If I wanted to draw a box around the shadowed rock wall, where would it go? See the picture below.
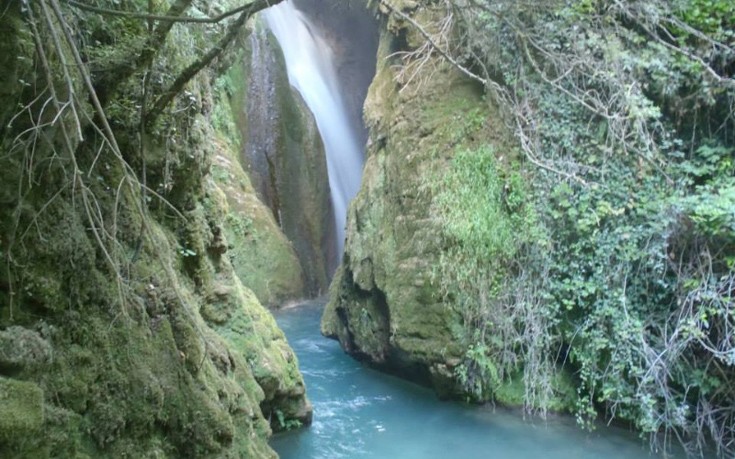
[235,22,337,296]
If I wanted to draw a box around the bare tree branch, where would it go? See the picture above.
[146,0,281,123]
[98,0,195,105]
[66,0,258,24]
[378,0,491,88]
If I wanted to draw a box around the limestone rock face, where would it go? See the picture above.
[234,2,379,296]
[0,2,311,455]
[322,7,578,408]
[211,136,306,308]
[322,27,484,397]
[235,22,336,296]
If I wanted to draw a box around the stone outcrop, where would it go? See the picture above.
[234,22,336,296]
[233,2,379,297]
[322,23,483,397]
[211,128,307,308]
[322,8,577,408]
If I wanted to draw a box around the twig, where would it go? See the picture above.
[378,0,491,88]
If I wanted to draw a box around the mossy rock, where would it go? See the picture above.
[0,377,44,437]
[229,22,336,296]
[324,21,513,400]
[203,275,312,432]
[208,155,305,307]
[0,327,52,373]
[0,1,310,454]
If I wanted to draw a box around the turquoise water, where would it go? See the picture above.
[271,300,674,459]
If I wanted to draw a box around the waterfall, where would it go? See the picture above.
[265,1,364,257]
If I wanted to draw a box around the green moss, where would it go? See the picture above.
[494,370,576,413]
[325,26,493,395]
[0,377,43,437]
[226,23,335,296]
[202,275,311,432]
[0,327,51,372]
[208,137,305,307]
[0,2,310,455]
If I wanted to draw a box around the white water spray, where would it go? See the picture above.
[265,1,364,257]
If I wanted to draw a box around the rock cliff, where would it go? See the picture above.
[0,1,310,456]
[322,24,484,397]
[322,4,577,408]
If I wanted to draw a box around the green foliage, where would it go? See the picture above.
[412,0,735,453]
[675,0,735,39]
[211,73,241,149]
[433,145,569,410]
[437,146,519,265]
[0,377,44,437]
[0,0,310,456]
[275,409,303,431]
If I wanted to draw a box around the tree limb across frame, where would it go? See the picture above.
[146,7,253,123]
[81,0,283,106]
[65,0,270,24]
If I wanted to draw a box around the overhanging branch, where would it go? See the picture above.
[66,0,260,24]
[378,0,489,88]
[146,0,282,123]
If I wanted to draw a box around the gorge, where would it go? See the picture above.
[272,299,684,458]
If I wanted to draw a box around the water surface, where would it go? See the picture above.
[271,300,676,459]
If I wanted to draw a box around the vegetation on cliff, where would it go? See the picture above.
[327,0,734,455]
[211,54,310,307]
[0,0,311,456]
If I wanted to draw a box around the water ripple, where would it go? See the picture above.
[272,301,681,459]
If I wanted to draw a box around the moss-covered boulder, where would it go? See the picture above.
[0,377,44,438]
[202,153,312,429]
[203,276,313,430]
[0,327,52,374]
[210,137,306,308]
[322,26,478,396]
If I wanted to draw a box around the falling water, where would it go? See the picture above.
[265,2,365,256]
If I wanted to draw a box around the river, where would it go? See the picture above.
[271,299,679,459]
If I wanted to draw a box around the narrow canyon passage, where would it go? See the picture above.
[2,0,731,456]
[258,2,688,458]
